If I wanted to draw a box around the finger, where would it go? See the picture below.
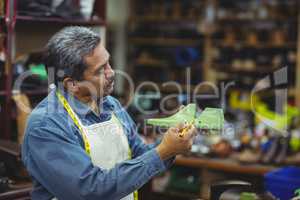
[167,127,177,134]
[185,125,194,138]
[176,123,185,131]
[168,123,184,133]
[185,125,197,139]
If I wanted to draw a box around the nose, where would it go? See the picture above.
[105,63,115,81]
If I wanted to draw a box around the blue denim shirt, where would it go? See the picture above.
[22,88,173,200]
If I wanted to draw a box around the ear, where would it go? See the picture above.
[63,78,80,93]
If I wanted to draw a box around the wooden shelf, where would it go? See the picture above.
[175,156,277,176]
[1,0,107,140]
[129,37,202,46]
[0,139,21,157]
[0,90,6,96]
[213,64,275,76]
[288,88,297,97]
[153,190,199,199]
[21,89,49,96]
[12,88,49,96]
[0,186,32,199]
[226,87,296,98]
[214,40,296,49]
[217,16,297,23]
[16,15,106,26]
[130,16,200,25]
[136,83,214,94]
[134,62,168,68]
[0,89,49,97]
[134,59,169,68]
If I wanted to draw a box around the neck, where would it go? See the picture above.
[74,92,94,105]
[67,89,100,114]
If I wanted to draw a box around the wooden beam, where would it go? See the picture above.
[175,156,276,176]
[296,13,300,107]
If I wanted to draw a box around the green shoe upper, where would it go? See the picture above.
[146,104,197,127]
[146,104,224,130]
[196,107,224,130]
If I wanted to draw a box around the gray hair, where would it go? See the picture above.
[45,26,101,84]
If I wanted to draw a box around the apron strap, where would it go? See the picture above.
[56,91,91,155]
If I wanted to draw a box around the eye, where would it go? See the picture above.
[99,67,105,74]
[94,66,105,76]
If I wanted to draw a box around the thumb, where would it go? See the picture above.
[185,125,197,139]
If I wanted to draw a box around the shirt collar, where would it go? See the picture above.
[56,88,115,118]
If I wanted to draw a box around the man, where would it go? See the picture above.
[22,26,196,200]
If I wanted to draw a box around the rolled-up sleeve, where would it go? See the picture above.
[23,124,166,200]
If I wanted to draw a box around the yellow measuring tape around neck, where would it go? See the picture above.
[56,91,91,155]
[56,91,138,200]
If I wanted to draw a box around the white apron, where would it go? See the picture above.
[53,99,134,200]
[78,113,134,200]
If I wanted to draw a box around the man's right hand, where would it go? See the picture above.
[156,123,197,160]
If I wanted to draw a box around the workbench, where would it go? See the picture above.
[174,156,277,199]
[175,156,277,175]
[141,155,278,200]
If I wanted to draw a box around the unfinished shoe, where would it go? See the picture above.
[146,104,196,127]
[147,105,225,131]
[196,108,224,130]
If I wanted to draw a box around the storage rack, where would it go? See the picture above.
[0,0,107,140]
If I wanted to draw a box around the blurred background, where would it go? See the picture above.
[0,0,300,199]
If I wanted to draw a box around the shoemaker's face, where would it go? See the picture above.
[81,43,115,99]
